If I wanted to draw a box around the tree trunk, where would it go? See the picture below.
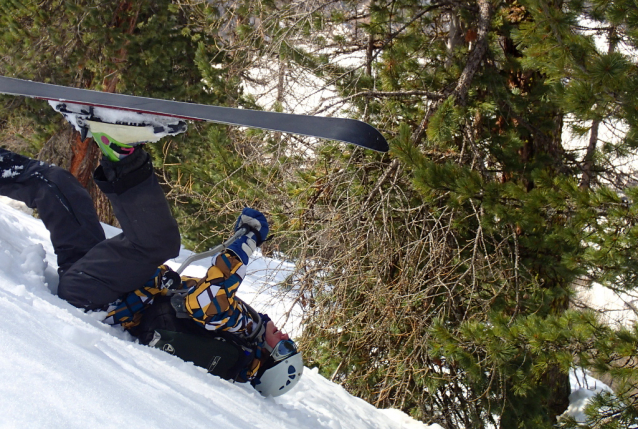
[543,365,571,422]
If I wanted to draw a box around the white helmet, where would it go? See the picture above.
[254,353,304,397]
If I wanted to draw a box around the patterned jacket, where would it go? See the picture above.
[182,250,260,337]
[103,210,270,381]
[102,249,267,381]
[103,249,259,338]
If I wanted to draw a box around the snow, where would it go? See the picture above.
[0,151,26,179]
[560,369,614,424]
[47,100,185,141]
[0,196,435,429]
[573,281,638,329]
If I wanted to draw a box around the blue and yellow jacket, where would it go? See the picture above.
[104,249,259,337]
[103,248,271,381]
[102,249,267,381]
[104,210,267,340]
[183,250,260,336]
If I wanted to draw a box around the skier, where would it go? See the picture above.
[0,111,302,397]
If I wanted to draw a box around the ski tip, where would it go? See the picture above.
[340,121,389,153]
[360,137,389,153]
[368,134,389,153]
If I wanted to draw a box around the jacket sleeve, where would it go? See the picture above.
[103,264,175,328]
[183,251,255,334]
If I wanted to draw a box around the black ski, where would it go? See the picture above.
[0,76,388,152]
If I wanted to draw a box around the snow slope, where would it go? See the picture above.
[0,197,435,429]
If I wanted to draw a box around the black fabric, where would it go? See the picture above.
[0,147,180,310]
[94,147,153,195]
[59,155,180,309]
[132,296,256,381]
[152,330,245,379]
[0,148,105,274]
[0,148,255,380]
[130,295,197,343]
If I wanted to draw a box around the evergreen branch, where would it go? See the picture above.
[410,0,492,145]
[538,0,589,76]
[450,0,492,106]
[312,89,444,116]
[495,98,573,175]
[306,2,456,118]
[580,27,618,189]
[362,158,401,209]
[365,1,462,66]
[360,90,444,99]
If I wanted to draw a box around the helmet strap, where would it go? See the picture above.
[262,341,274,354]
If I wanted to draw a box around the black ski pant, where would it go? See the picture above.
[0,148,180,309]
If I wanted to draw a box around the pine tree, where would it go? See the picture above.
[206,0,638,427]
[0,0,238,228]
[3,0,638,426]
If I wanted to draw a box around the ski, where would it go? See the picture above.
[0,76,389,152]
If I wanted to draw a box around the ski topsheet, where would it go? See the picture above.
[0,76,389,152]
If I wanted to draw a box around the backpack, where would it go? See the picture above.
[129,295,259,382]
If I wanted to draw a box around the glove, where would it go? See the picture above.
[229,208,269,264]
[234,207,269,244]
[158,266,182,291]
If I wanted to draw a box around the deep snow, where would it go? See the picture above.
[0,197,435,429]
[0,195,612,427]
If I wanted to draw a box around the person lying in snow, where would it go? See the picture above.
[0,109,302,397]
